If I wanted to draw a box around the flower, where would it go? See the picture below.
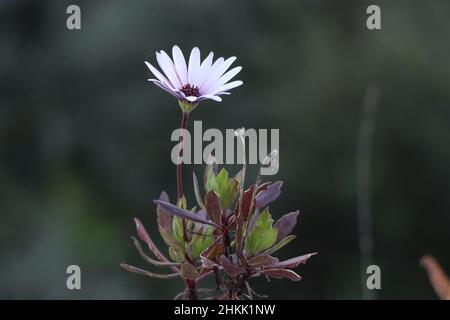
[145,45,243,112]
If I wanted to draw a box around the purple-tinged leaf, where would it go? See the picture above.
[154,200,219,227]
[256,181,272,193]
[220,255,242,278]
[274,210,299,242]
[180,262,199,280]
[255,181,283,208]
[200,256,217,269]
[264,268,302,281]
[274,252,318,269]
[131,236,181,267]
[200,236,225,262]
[247,254,279,267]
[156,191,176,246]
[196,209,208,221]
[134,218,173,265]
[120,263,180,279]
[205,191,221,224]
[241,184,256,220]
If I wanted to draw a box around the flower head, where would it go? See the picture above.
[145,45,243,112]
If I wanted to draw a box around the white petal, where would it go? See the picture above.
[186,96,198,102]
[149,79,186,100]
[209,80,243,95]
[161,50,182,88]
[206,66,242,93]
[156,51,182,89]
[148,79,182,99]
[188,47,201,86]
[198,57,224,90]
[200,56,236,91]
[177,90,187,100]
[196,52,214,87]
[199,94,222,102]
[145,61,173,88]
[172,45,188,85]
[160,50,183,88]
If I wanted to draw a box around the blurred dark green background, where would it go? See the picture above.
[1,0,450,299]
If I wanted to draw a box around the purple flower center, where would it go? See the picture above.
[181,84,200,97]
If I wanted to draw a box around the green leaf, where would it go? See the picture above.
[263,235,296,255]
[216,168,229,194]
[204,156,218,187]
[172,216,184,246]
[219,177,239,209]
[190,226,214,259]
[193,172,205,210]
[205,165,219,192]
[246,209,278,256]
[169,245,185,262]
[204,167,239,210]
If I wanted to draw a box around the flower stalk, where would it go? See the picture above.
[176,110,190,202]
[176,110,195,290]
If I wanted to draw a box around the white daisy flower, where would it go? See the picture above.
[145,45,243,112]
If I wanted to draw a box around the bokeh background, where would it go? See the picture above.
[1,0,450,299]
